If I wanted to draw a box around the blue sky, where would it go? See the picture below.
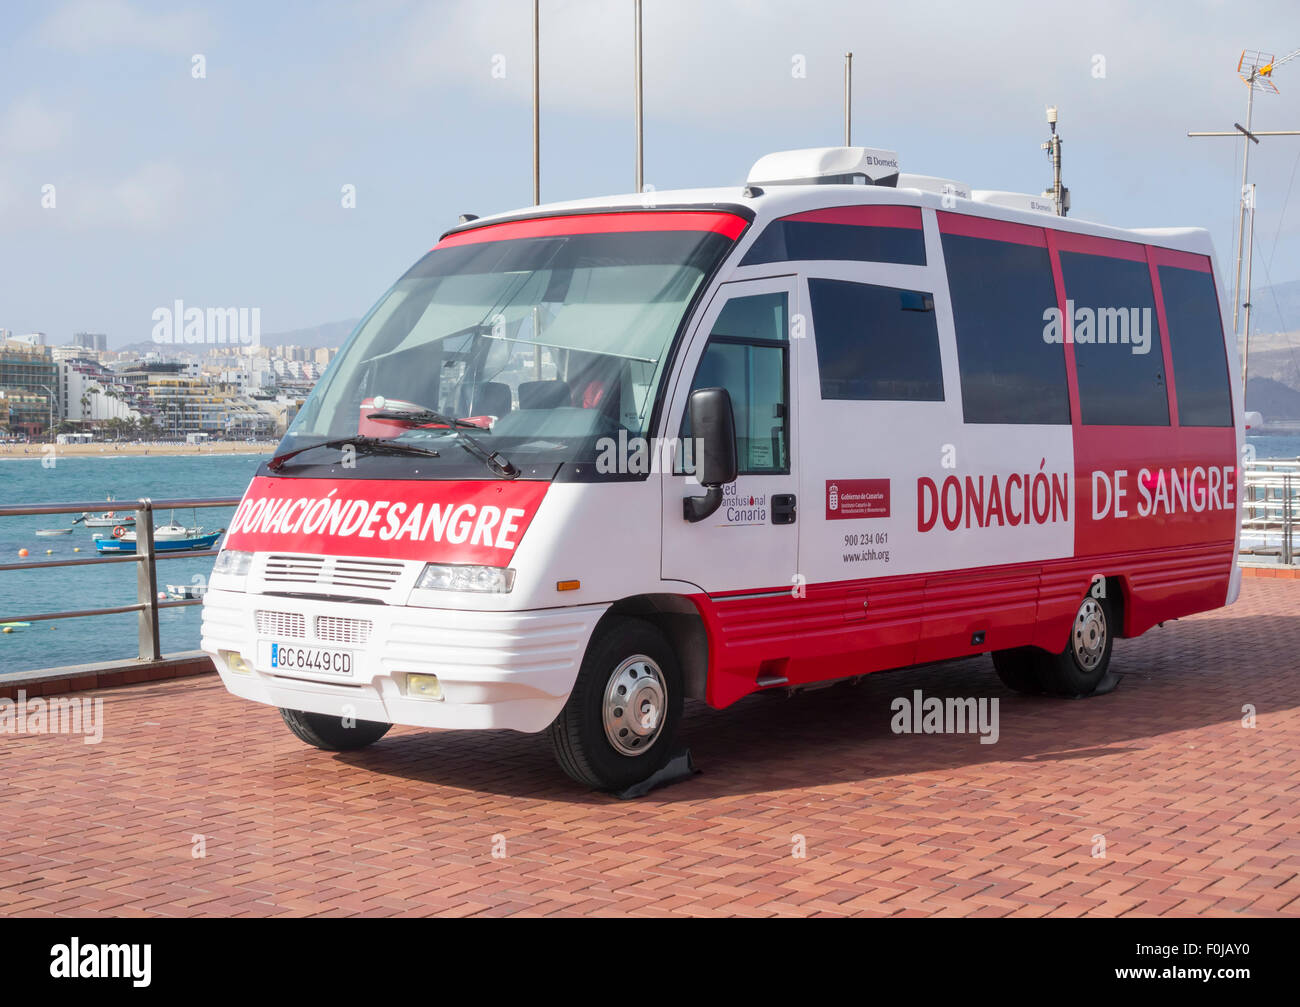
[2,0,1299,346]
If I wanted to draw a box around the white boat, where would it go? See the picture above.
[107,510,203,544]
[165,583,208,600]
[35,527,74,536]
[78,496,136,527]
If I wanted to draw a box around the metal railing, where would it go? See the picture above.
[0,496,238,662]
[1241,460,1300,565]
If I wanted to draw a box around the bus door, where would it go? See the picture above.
[661,276,800,596]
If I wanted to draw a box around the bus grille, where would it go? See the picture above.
[315,616,373,645]
[262,555,405,594]
[254,610,307,638]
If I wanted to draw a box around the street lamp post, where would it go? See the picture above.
[31,383,58,441]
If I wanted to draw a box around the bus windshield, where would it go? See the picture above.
[277,221,738,478]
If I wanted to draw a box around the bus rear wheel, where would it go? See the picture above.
[548,616,684,791]
[1036,594,1115,696]
[279,708,392,751]
[993,594,1116,697]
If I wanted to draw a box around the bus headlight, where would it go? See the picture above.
[413,563,516,595]
[212,549,253,577]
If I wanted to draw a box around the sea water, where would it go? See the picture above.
[0,453,264,676]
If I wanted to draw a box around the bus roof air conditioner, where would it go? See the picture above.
[746,146,900,187]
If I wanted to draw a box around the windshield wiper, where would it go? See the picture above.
[366,408,519,478]
[267,435,440,471]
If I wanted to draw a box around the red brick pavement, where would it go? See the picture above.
[1,579,1298,917]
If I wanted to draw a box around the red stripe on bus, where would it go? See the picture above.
[435,211,748,249]
[1051,230,1148,261]
[782,204,922,229]
[1146,245,1214,273]
[936,211,1047,246]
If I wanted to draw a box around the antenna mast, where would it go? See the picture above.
[634,0,644,193]
[532,0,540,205]
[1042,106,1068,216]
[1188,47,1300,400]
[843,52,853,146]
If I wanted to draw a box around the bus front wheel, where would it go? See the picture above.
[548,616,684,791]
[279,708,392,751]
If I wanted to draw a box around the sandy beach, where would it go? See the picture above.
[0,441,274,459]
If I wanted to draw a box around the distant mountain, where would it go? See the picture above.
[1243,279,1300,337]
[113,318,361,355]
[1244,347,1300,389]
[1246,377,1300,420]
[258,319,361,349]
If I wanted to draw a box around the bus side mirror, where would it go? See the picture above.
[684,386,738,523]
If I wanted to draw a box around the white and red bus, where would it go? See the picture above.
[202,147,1242,791]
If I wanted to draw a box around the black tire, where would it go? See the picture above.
[992,647,1045,695]
[279,708,392,751]
[548,616,684,791]
[1035,592,1116,696]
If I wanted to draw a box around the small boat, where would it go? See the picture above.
[78,497,136,528]
[35,527,74,536]
[94,529,224,554]
[165,583,208,600]
[152,510,203,542]
[104,510,203,545]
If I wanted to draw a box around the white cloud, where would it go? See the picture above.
[103,160,187,229]
[0,96,65,153]
[37,0,210,53]
[7,161,192,232]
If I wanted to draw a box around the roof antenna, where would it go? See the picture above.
[634,0,644,193]
[1041,106,1068,216]
[843,52,853,146]
[532,0,540,205]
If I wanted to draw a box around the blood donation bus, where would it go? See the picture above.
[202,147,1243,791]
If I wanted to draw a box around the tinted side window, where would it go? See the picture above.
[681,292,789,474]
[710,291,788,342]
[941,233,1070,424]
[1158,265,1233,427]
[742,220,925,266]
[807,278,943,401]
[1059,250,1169,426]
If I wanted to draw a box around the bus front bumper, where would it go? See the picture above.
[200,589,608,733]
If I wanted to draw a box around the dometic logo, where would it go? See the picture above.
[918,466,1069,532]
[50,939,151,987]
[222,477,549,564]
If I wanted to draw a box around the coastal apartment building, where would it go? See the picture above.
[0,341,58,436]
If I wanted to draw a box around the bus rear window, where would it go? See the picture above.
[1158,264,1234,427]
[1059,250,1170,427]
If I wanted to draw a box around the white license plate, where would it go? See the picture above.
[257,641,354,677]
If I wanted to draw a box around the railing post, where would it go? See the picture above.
[1285,475,1294,567]
[136,498,161,661]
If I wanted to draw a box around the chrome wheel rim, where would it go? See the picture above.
[602,654,666,757]
[1072,598,1107,671]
